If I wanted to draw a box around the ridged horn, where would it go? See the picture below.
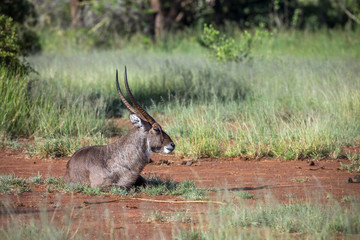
[124,66,156,125]
[116,69,147,122]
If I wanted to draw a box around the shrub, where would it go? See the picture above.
[199,24,269,62]
[0,16,23,70]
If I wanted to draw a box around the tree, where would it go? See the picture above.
[335,0,360,25]
[0,0,41,55]
[70,0,85,28]
[0,15,31,73]
[150,0,203,38]
[151,0,165,37]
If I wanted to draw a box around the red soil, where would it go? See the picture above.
[0,150,359,239]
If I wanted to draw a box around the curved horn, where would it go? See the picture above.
[124,66,156,125]
[116,69,147,122]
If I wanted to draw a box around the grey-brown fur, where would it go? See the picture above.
[64,68,175,188]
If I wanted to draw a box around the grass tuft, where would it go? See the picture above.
[137,177,207,200]
[143,210,193,223]
[109,176,207,200]
[341,160,360,173]
[0,174,206,199]
[27,173,44,185]
[292,177,309,183]
[233,191,254,199]
[0,174,32,195]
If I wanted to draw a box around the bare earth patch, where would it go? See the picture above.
[1,150,360,239]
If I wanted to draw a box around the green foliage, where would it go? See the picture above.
[31,134,107,158]
[15,29,359,161]
[0,0,37,25]
[292,177,309,183]
[0,174,32,194]
[0,15,19,60]
[0,66,32,136]
[176,231,206,240]
[199,24,242,62]
[27,173,44,185]
[0,59,112,153]
[178,201,360,239]
[64,183,103,196]
[143,210,193,223]
[0,15,29,72]
[172,180,208,200]
[32,137,81,158]
[109,186,131,196]
[138,177,207,200]
[233,191,254,199]
[342,195,357,203]
[199,24,269,62]
[0,174,206,199]
[0,0,41,58]
[43,176,104,195]
[341,159,360,173]
[109,176,207,200]
[0,220,72,240]
[17,27,41,55]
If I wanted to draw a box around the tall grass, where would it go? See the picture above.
[176,197,360,239]
[2,30,359,159]
[0,64,110,156]
[1,65,110,138]
[166,58,360,159]
[0,67,32,137]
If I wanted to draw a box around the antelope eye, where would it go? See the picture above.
[154,128,160,133]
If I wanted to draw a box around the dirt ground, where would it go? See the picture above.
[0,149,360,239]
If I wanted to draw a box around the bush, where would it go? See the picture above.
[0,16,23,70]
[199,24,241,62]
[0,0,41,56]
[199,24,269,62]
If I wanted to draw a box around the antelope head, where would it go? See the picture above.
[116,67,175,154]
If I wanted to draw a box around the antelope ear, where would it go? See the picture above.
[130,114,143,128]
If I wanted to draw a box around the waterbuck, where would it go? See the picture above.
[64,67,175,188]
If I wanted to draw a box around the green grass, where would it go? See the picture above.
[43,176,105,196]
[2,195,358,240]
[342,195,357,203]
[176,231,206,240]
[143,210,193,223]
[0,174,206,199]
[0,218,74,240]
[292,177,309,183]
[29,134,107,158]
[233,191,254,200]
[1,173,360,239]
[0,174,32,195]
[1,30,360,160]
[341,157,360,173]
[0,65,114,158]
[27,173,44,185]
[111,176,208,200]
[177,200,360,239]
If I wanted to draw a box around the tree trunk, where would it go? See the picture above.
[151,0,165,38]
[70,0,84,28]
